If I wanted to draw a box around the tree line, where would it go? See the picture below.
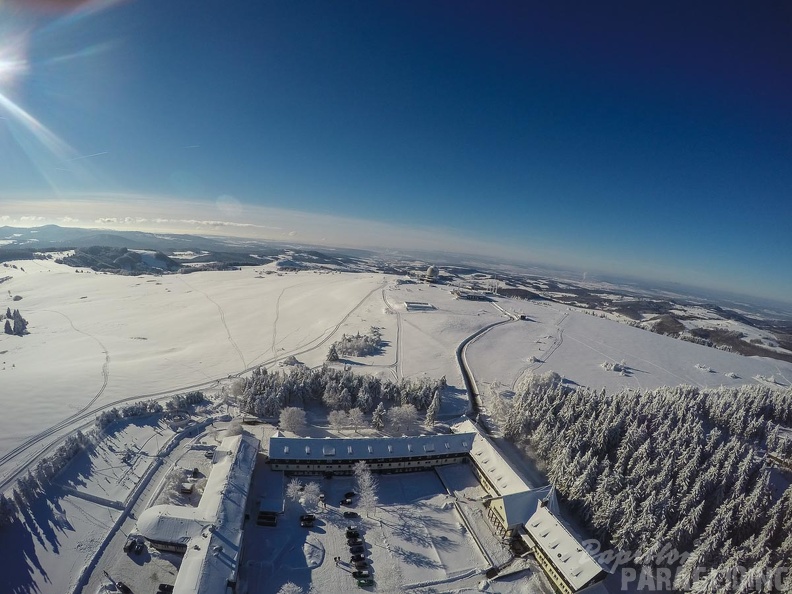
[491,372,792,592]
[239,364,445,419]
[0,391,207,527]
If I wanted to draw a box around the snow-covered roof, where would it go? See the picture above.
[268,432,474,461]
[491,485,559,529]
[451,418,535,495]
[137,434,259,594]
[523,502,604,591]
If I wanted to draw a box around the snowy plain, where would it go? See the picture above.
[2,261,791,593]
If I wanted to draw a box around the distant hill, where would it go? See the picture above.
[57,247,182,274]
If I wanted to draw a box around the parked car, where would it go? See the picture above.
[352,570,370,579]
[349,545,365,554]
[158,585,174,593]
[300,514,316,522]
[350,553,364,562]
[345,491,356,498]
[116,582,132,594]
[340,498,352,506]
[300,520,314,528]
[133,538,144,554]
[123,536,135,553]
[345,530,360,539]
[353,559,369,569]
[347,537,363,546]
[357,577,375,587]
[343,511,359,518]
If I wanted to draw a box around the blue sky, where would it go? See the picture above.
[0,1,790,301]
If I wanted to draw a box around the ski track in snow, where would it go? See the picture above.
[178,277,247,370]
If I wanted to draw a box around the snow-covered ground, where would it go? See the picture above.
[466,299,792,397]
[240,466,507,594]
[0,262,386,463]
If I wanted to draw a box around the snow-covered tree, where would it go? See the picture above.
[225,419,243,437]
[387,403,418,434]
[0,494,17,526]
[301,481,321,511]
[3,319,11,335]
[339,387,352,411]
[371,402,386,431]
[326,344,339,362]
[279,407,307,433]
[347,408,366,432]
[276,582,303,594]
[286,478,304,504]
[328,410,349,430]
[354,460,379,517]
[425,390,441,427]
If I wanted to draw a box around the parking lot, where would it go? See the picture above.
[238,463,489,593]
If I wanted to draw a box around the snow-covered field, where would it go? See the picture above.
[0,262,385,461]
[465,300,792,396]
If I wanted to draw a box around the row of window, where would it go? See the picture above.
[269,452,465,466]
[270,456,467,471]
[278,440,470,457]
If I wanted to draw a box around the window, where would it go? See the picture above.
[347,446,353,455]
[387,444,393,453]
[323,446,335,456]
[305,446,311,455]
[283,446,289,454]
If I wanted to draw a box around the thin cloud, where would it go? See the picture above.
[66,151,108,162]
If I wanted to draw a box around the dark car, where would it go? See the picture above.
[123,536,135,553]
[158,585,174,594]
[300,520,314,527]
[340,498,352,506]
[133,539,144,554]
[352,570,370,579]
[350,553,365,562]
[345,530,360,539]
[300,514,316,522]
[349,545,365,554]
[343,511,359,518]
[347,537,363,546]
[345,491,356,498]
[116,582,132,594]
[357,578,375,587]
[353,559,369,569]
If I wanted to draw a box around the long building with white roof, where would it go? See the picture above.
[137,434,259,594]
[521,501,606,594]
[268,431,474,474]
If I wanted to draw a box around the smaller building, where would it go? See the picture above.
[137,434,259,594]
[521,501,606,594]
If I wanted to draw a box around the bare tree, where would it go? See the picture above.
[387,403,418,434]
[347,408,366,433]
[328,409,349,431]
[279,407,307,433]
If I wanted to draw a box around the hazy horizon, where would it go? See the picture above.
[1,2,790,302]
